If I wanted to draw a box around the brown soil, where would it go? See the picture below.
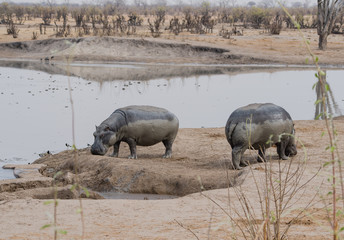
[34,128,246,196]
[1,23,344,239]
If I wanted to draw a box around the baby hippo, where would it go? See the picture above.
[225,103,297,170]
[91,105,179,159]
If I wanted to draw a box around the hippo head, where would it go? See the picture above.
[285,130,297,157]
[91,125,117,155]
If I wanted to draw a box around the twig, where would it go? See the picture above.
[174,219,200,240]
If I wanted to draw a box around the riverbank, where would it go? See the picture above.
[0,28,343,66]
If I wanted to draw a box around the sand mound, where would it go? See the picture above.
[0,36,265,64]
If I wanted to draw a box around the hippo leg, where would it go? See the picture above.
[257,147,266,162]
[232,146,246,170]
[125,138,137,159]
[162,139,173,158]
[276,141,288,160]
[110,141,121,157]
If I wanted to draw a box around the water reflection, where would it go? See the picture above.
[314,71,343,119]
[0,59,317,81]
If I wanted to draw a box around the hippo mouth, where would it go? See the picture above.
[285,145,297,157]
[90,143,108,156]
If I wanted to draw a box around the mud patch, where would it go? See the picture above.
[33,128,248,196]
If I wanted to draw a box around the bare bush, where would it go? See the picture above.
[168,16,182,35]
[72,7,86,28]
[86,6,100,29]
[182,7,193,32]
[41,6,53,25]
[127,12,142,34]
[0,2,13,24]
[115,15,127,34]
[270,12,283,35]
[200,137,320,239]
[248,6,268,29]
[54,6,69,37]
[200,2,215,33]
[6,20,20,38]
[148,7,165,38]
[13,5,25,24]
[217,9,233,24]
[32,31,38,40]
[100,12,111,36]
[219,25,231,39]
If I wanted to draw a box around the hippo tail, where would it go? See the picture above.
[225,119,237,145]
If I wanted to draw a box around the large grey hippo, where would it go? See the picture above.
[91,105,179,159]
[225,103,297,170]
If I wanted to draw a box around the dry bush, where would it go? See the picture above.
[13,5,25,24]
[200,137,321,239]
[219,26,243,39]
[72,7,86,28]
[0,2,12,24]
[32,31,38,40]
[217,8,233,24]
[248,6,269,29]
[41,6,53,25]
[114,15,127,34]
[199,2,215,33]
[148,7,166,38]
[168,16,183,35]
[127,12,142,34]
[86,6,100,29]
[269,12,283,35]
[182,7,193,32]
[6,20,20,38]
[54,6,69,37]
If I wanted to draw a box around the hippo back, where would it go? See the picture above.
[225,103,293,148]
[114,105,179,146]
[116,105,177,123]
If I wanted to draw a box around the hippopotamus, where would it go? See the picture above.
[91,105,179,159]
[225,103,297,170]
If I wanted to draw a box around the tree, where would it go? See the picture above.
[317,0,344,50]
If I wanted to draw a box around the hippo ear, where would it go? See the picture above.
[104,126,110,131]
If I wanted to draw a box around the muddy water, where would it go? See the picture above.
[0,63,343,179]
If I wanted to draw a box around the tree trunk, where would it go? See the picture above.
[317,0,343,50]
[318,32,328,50]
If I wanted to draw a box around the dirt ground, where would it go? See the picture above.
[1,120,344,239]
[1,20,344,239]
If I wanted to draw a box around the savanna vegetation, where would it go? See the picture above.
[0,0,343,49]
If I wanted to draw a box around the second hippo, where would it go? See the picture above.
[225,103,297,170]
[91,105,179,159]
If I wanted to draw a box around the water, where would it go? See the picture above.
[0,62,343,179]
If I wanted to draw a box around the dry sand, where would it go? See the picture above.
[0,22,344,239]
